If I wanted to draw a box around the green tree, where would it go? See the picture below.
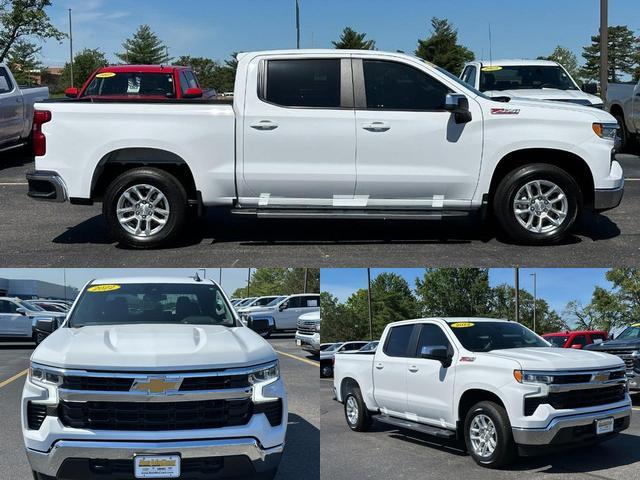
[320,292,367,343]
[175,56,219,88]
[6,38,40,84]
[214,53,239,93]
[57,48,108,91]
[332,27,375,50]
[537,45,580,81]
[0,0,65,62]
[232,268,319,298]
[416,268,491,317]
[581,25,639,82]
[116,24,170,65]
[415,17,474,74]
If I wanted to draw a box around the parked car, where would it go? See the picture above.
[245,293,320,338]
[461,59,602,107]
[64,65,216,101]
[585,323,640,390]
[320,343,335,351]
[607,79,640,150]
[0,64,48,154]
[542,330,608,349]
[27,49,622,247]
[358,340,379,352]
[320,341,369,378]
[236,295,286,314]
[235,297,257,309]
[295,310,321,355]
[24,300,69,313]
[0,297,65,343]
[334,318,630,468]
[22,276,286,480]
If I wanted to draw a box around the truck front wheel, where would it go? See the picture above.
[494,163,581,245]
[464,401,516,469]
[343,387,372,432]
[103,168,188,248]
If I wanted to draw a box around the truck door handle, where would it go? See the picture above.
[375,363,384,370]
[250,120,278,131]
[362,122,391,132]
[408,365,419,373]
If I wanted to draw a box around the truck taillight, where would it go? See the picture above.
[33,110,52,157]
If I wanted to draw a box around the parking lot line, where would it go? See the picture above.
[275,349,319,367]
[0,369,28,389]
[0,182,28,186]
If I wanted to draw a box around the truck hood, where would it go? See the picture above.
[486,95,615,123]
[485,88,602,105]
[246,306,278,316]
[32,324,276,371]
[586,338,640,350]
[481,347,624,371]
[237,305,275,314]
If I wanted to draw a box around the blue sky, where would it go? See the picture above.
[37,0,640,67]
[321,268,611,317]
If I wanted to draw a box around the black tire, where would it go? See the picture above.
[103,167,188,248]
[493,163,582,245]
[343,387,372,432]
[259,327,273,339]
[320,362,333,378]
[612,112,630,152]
[464,401,516,469]
[34,332,46,346]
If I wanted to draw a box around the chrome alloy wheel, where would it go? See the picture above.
[346,396,359,425]
[469,414,497,458]
[116,184,170,237]
[513,180,568,233]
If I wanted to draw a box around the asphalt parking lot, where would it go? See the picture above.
[320,378,640,480]
[1,152,639,268]
[0,335,319,480]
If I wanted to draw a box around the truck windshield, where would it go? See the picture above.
[447,321,549,352]
[325,343,344,352]
[479,65,578,92]
[617,326,640,339]
[83,72,176,98]
[69,283,236,327]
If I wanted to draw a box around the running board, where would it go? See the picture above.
[0,141,26,153]
[375,415,457,439]
[231,208,471,220]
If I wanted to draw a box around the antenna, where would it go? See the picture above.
[488,23,493,66]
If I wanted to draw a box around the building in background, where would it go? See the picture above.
[0,278,77,300]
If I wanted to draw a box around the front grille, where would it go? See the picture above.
[59,398,252,431]
[297,321,318,335]
[180,374,249,391]
[524,385,626,416]
[63,376,134,391]
[597,349,635,370]
[62,373,250,392]
[27,402,47,430]
[254,399,283,426]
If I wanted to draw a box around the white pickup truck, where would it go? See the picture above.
[27,49,622,247]
[244,293,320,338]
[22,276,287,480]
[607,80,640,150]
[333,318,631,468]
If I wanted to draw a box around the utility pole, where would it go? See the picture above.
[68,9,74,87]
[367,268,373,340]
[530,273,537,333]
[63,268,67,301]
[246,268,251,297]
[303,268,308,293]
[600,0,608,103]
[295,0,301,49]
[514,268,520,323]
[219,268,222,285]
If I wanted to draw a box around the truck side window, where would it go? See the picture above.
[265,59,341,108]
[572,335,587,347]
[383,325,414,357]
[461,66,477,87]
[415,324,451,356]
[287,297,303,308]
[0,68,12,94]
[0,300,10,313]
[362,60,450,110]
[303,295,319,307]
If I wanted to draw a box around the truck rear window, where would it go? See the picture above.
[83,72,176,98]
[447,321,548,352]
[265,59,341,108]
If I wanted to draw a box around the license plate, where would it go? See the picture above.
[134,455,180,478]
[596,417,614,435]
[296,339,302,346]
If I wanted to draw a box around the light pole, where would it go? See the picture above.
[530,273,537,333]
[246,268,252,297]
[295,0,301,49]
[367,268,373,340]
[600,0,608,103]
[68,9,74,87]
[514,268,520,323]
[304,268,308,293]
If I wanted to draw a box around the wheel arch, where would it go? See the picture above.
[457,388,506,435]
[339,377,361,404]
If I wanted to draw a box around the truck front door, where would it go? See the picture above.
[0,67,24,145]
[241,56,357,207]
[353,58,483,209]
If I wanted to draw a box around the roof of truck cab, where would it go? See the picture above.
[474,59,559,67]
[387,317,510,328]
[87,276,214,285]
[95,65,189,73]
[242,49,421,61]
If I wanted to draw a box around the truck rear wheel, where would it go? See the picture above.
[493,163,581,245]
[343,387,372,432]
[464,401,516,469]
[103,167,188,248]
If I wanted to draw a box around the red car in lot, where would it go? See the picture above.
[543,330,609,349]
[64,65,215,100]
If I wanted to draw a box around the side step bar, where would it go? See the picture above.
[0,141,27,153]
[375,414,457,439]
[231,208,471,220]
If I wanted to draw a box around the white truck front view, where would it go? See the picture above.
[333,318,631,468]
[22,277,287,480]
[26,49,622,248]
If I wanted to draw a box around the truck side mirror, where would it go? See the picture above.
[571,344,583,350]
[183,87,203,99]
[420,345,452,367]
[36,318,56,333]
[65,87,79,98]
[582,83,598,95]
[279,302,288,312]
[444,93,472,124]
[16,307,27,316]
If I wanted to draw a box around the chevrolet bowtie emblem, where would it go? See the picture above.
[130,377,183,395]
[593,372,609,382]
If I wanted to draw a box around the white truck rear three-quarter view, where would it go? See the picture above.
[333,318,631,468]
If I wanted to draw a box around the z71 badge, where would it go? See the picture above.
[491,108,521,115]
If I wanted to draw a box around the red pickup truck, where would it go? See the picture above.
[64,65,215,100]
[543,330,608,349]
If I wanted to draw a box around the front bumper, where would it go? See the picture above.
[27,438,283,479]
[594,158,624,212]
[26,170,67,203]
[511,404,631,447]
[295,332,320,353]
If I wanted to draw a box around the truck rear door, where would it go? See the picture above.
[240,55,356,207]
[0,67,24,145]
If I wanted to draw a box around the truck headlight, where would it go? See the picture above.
[513,370,553,384]
[249,361,279,385]
[593,122,618,140]
[29,363,64,387]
